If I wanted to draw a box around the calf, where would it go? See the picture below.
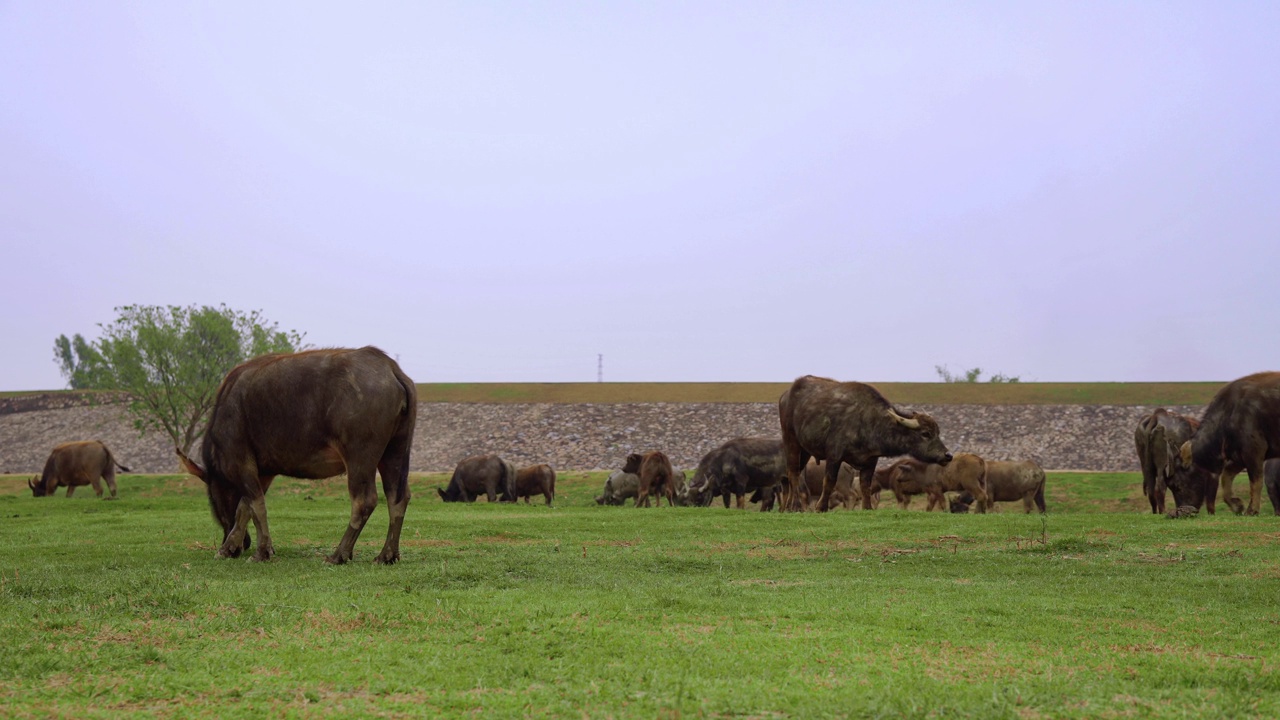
[514,464,556,506]
[887,453,988,512]
[622,451,675,508]
[952,460,1045,513]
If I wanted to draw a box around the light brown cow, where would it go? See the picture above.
[514,464,556,506]
[623,451,675,508]
[29,441,129,499]
[887,453,988,512]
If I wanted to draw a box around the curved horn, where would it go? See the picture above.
[28,477,36,490]
[887,408,921,429]
[1178,441,1193,469]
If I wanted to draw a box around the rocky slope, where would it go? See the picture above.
[0,397,1199,474]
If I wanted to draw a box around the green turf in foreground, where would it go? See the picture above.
[1,472,1277,718]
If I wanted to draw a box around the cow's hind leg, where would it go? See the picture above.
[90,476,104,499]
[104,465,119,500]
[64,485,75,498]
[816,458,843,512]
[1220,469,1245,515]
[374,445,411,565]
[330,461,380,565]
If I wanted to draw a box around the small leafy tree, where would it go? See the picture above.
[52,333,107,389]
[935,365,1020,383]
[55,305,305,454]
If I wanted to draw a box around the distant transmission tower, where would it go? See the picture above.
[597,354,603,383]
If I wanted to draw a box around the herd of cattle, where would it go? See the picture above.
[21,347,1280,564]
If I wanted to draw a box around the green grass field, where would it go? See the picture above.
[1,472,1277,718]
[3,382,1226,405]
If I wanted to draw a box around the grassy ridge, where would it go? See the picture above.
[417,381,1224,405]
[1,471,1277,718]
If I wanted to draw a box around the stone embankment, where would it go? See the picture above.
[0,396,1200,474]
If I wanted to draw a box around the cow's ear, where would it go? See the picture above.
[175,448,206,482]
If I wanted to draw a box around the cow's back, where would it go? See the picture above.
[206,347,413,478]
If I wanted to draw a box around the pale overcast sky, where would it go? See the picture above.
[2,2,1277,389]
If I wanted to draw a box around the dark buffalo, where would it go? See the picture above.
[29,440,129,499]
[438,455,517,503]
[950,459,1044,513]
[622,451,676,508]
[513,463,556,506]
[1135,409,1200,515]
[177,347,416,564]
[779,375,952,511]
[886,453,988,512]
[595,470,640,506]
[689,437,789,511]
[1178,372,1280,515]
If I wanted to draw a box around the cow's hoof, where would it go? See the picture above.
[374,551,400,565]
[1245,507,1259,517]
[250,548,275,562]
[325,552,352,565]
[1227,498,1245,515]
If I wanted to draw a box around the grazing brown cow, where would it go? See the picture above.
[622,451,675,508]
[1178,372,1280,515]
[1135,409,1200,515]
[438,455,517,503]
[595,470,640,506]
[886,453,988,512]
[177,347,416,564]
[514,464,556,506]
[975,460,1045,513]
[779,375,952,511]
[29,441,129,499]
[689,437,789,511]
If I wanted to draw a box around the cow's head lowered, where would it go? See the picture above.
[887,408,952,465]
[1165,432,1218,515]
[176,448,250,557]
[27,476,49,497]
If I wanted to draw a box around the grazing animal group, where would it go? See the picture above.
[27,351,1280,564]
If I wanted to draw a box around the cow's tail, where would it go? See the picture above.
[1034,468,1047,513]
[547,466,557,503]
[389,361,418,503]
[98,442,131,473]
[502,460,517,502]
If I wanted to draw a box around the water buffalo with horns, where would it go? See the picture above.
[438,455,517,503]
[177,347,416,564]
[689,437,789,511]
[779,375,952,511]
[1177,372,1280,516]
[1135,409,1200,515]
[29,440,130,499]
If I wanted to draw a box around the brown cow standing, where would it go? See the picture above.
[951,461,1049,514]
[1179,372,1280,516]
[779,375,952,511]
[887,453,988,512]
[623,451,675,508]
[514,464,556,506]
[29,440,129,499]
[1135,409,1200,515]
[177,347,416,564]
[438,455,517,503]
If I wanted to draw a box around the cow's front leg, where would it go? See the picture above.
[1220,469,1244,515]
[246,494,276,562]
[1246,461,1264,516]
[856,463,877,510]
